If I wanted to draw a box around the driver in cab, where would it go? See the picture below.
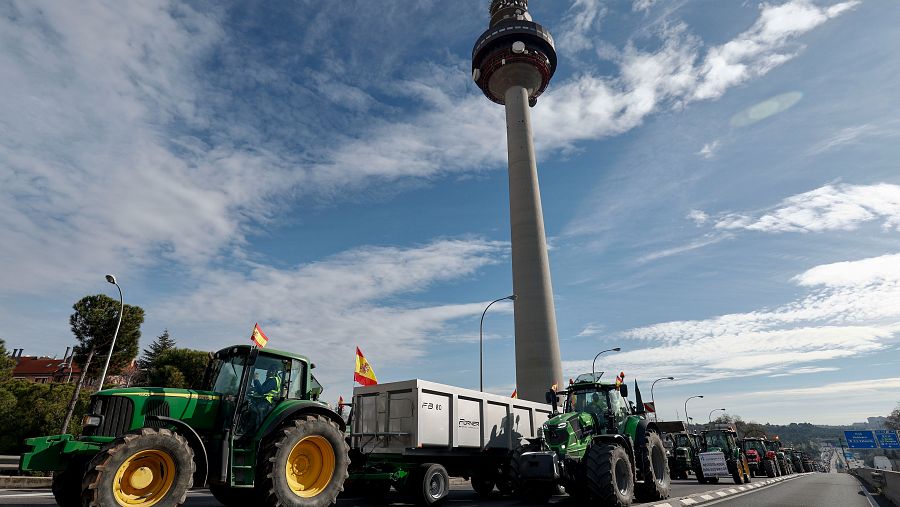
[253,364,282,404]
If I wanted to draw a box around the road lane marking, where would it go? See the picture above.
[715,491,728,497]
[681,499,697,505]
[700,494,714,500]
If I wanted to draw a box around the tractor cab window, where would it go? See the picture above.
[608,389,629,420]
[705,432,728,450]
[309,374,323,401]
[674,434,692,448]
[288,359,308,399]
[744,440,766,454]
[571,388,608,421]
[208,350,247,396]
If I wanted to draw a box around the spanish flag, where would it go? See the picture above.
[354,347,378,386]
[510,389,518,399]
[251,323,269,348]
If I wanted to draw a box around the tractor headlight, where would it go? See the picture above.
[82,415,101,428]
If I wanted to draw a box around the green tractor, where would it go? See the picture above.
[20,345,349,507]
[509,373,671,507]
[659,422,698,480]
[694,425,751,485]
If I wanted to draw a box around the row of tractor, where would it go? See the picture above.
[664,423,819,485]
[17,343,812,507]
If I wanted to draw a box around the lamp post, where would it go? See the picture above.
[591,347,621,380]
[96,274,124,391]
[650,376,675,422]
[709,408,726,423]
[480,294,516,392]
[684,395,703,430]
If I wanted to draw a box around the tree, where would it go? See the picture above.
[0,338,15,382]
[139,329,176,370]
[0,380,92,454]
[887,405,900,430]
[61,294,144,434]
[145,348,209,390]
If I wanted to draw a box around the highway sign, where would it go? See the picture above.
[844,430,878,449]
[875,429,900,449]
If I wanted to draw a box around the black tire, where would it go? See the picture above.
[259,414,349,507]
[730,462,742,485]
[52,458,87,507]
[694,467,706,484]
[81,427,194,507]
[635,432,671,501]
[412,463,449,506]
[502,443,532,496]
[764,460,776,478]
[520,483,555,504]
[471,473,495,498]
[584,444,634,507]
[209,484,259,506]
[708,477,719,484]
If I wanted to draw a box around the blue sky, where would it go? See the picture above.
[2,0,899,425]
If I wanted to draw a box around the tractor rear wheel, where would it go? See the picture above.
[635,432,671,501]
[259,415,349,507]
[763,460,776,478]
[585,444,634,507]
[471,472,495,498]
[81,427,194,507]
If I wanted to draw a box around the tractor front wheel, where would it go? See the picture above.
[764,460,776,478]
[635,432,671,501]
[260,415,349,507]
[51,458,87,507]
[81,427,195,507]
[470,472,495,498]
[585,444,634,507]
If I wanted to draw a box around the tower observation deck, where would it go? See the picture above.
[472,0,562,402]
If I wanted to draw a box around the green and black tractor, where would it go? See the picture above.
[659,422,698,480]
[693,425,751,485]
[20,345,349,507]
[509,373,671,507]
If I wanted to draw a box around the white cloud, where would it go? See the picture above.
[569,252,900,385]
[698,140,720,159]
[576,323,606,337]
[713,183,900,233]
[161,239,508,387]
[558,0,607,53]
[633,0,659,12]
[768,366,838,377]
[687,209,709,225]
[808,122,900,155]
[634,234,727,264]
[746,377,900,398]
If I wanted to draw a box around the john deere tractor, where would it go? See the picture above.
[509,373,671,507]
[694,425,751,485]
[20,345,349,507]
[659,422,699,481]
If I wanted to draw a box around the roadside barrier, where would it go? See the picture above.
[854,467,900,506]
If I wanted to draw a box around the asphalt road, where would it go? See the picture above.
[0,474,862,506]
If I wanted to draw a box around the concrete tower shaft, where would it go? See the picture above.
[471,1,562,402]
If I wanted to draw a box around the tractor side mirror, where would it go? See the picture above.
[620,384,629,398]
[546,390,558,413]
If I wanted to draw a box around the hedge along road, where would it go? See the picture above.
[0,478,766,506]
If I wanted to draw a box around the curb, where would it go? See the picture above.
[0,476,53,489]
[649,472,813,507]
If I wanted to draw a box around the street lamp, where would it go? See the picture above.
[650,377,675,422]
[480,294,516,392]
[96,274,124,391]
[684,395,704,430]
[709,408,726,423]
[591,347,621,380]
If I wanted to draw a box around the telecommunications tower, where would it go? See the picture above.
[472,0,562,401]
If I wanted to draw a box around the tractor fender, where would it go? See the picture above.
[634,419,661,450]
[259,402,346,442]
[146,415,208,487]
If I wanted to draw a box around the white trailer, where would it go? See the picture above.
[348,379,552,505]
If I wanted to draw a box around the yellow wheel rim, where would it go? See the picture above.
[112,449,176,506]
[285,435,335,498]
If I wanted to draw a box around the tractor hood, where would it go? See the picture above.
[87,387,223,434]
[96,386,221,400]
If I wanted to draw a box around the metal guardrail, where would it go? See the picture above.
[854,467,900,507]
[0,455,19,471]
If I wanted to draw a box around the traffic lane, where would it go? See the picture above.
[703,473,880,507]
[0,480,746,506]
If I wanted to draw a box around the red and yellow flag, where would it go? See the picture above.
[251,323,269,348]
[510,389,518,399]
[354,347,378,386]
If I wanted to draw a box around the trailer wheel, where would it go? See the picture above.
[51,457,86,507]
[81,427,194,507]
[410,463,449,506]
[585,444,634,507]
[260,415,349,507]
[635,432,671,501]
